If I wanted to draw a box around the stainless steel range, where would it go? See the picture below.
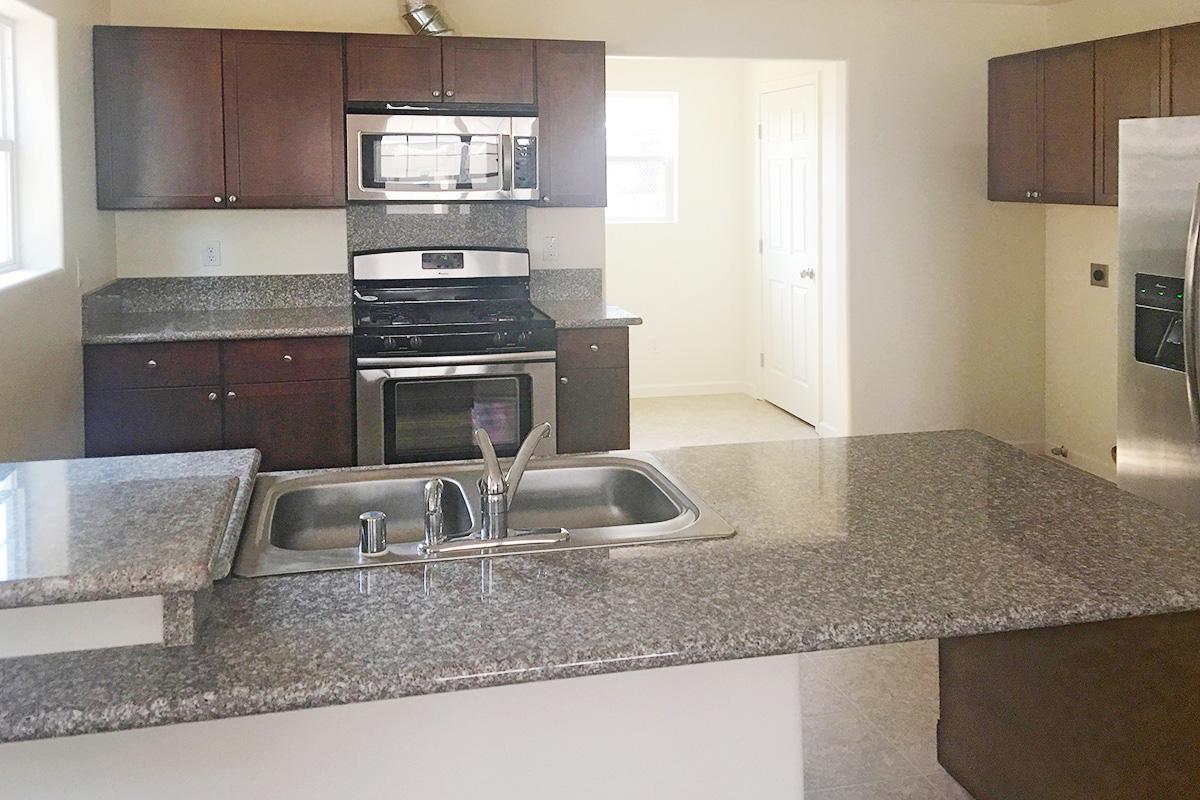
[353,247,557,466]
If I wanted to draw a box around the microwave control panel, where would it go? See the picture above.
[513,137,538,190]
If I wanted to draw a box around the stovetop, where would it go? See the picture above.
[356,300,552,329]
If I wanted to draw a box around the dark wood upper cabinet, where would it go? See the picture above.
[442,37,535,105]
[1094,30,1163,206]
[222,30,346,208]
[535,40,607,208]
[988,52,1041,203]
[1165,24,1200,117]
[1040,43,1095,205]
[94,27,226,209]
[345,34,443,103]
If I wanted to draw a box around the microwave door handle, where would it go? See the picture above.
[501,134,514,194]
[1184,182,1200,436]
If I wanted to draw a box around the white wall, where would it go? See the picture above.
[1043,0,1200,479]
[107,0,1052,442]
[0,0,114,462]
[605,57,750,398]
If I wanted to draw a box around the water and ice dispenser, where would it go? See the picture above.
[1134,274,1186,372]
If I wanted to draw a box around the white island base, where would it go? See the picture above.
[1,654,804,798]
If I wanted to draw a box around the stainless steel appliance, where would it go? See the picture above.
[1117,116,1200,517]
[347,113,539,201]
[353,247,557,466]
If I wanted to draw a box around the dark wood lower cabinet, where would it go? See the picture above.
[557,367,630,454]
[84,337,353,469]
[223,380,352,471]
[938,611,1200,800]
[85,385,223,457]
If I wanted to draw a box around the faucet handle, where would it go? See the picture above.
[474,428,507,496]
[423,479,445,547]
[505,422,552,502]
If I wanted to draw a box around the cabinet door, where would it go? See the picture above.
[223,379,352,471]
[345,34,443,104]
[442,37,535,105]
[988,52,1041,202]
[93,27,226,209]
[535,40,607,208]
[1040,43,1095,205]
[557,368,630,455]
[1095,31,1163,206]
[222,30,346,208]
[1165,24,1200,117]
[85,386,223,457]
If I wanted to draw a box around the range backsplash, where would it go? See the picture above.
[345,203,527,254]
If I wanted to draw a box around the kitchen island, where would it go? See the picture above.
[2,431,1199,797]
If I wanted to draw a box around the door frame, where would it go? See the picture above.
[749,64,848,438]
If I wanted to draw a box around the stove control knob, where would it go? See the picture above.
[410,336,423,351]
[492,333,503,346]
[518,331,530,347]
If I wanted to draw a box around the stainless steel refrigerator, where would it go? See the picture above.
[1118,115,1200,517]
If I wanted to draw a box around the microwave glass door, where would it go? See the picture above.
[364,133,503,193]
[383,375,532,464]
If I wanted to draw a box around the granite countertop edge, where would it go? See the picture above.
[82,323,356,346]
[2,593,1194,744]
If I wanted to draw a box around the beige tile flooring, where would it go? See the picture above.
[629,393,819,451]
[629,394,973,799]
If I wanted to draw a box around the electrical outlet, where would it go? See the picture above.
[1090,263,1109,287]
[542,235,559,263]
[202,242,222,269]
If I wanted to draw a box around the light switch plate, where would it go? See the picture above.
[542,235,560,263]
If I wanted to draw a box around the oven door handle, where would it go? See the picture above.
[357,351,557,368]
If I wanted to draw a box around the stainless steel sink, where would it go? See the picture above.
[232,453,735,577]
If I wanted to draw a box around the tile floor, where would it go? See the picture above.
[629,394,974,799]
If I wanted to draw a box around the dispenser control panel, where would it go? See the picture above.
[1135,274,1185,312]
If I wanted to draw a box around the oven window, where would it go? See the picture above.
[364,133,502,192]
[383,376,531,464]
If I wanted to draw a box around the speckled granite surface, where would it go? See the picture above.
[5,431,1200,743]
[529,269,603,303]
[346,202,526,255]
[82,306,354,345]
[535,300,642,328]
[84,275,350,314]
[0,450,260,609]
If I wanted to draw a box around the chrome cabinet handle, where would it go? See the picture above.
[228,195,238,203]
[208,392,218,401]
[283,354,293,362]
[560,376,569,384]
[432,89,441,98]
[146,359,157,369]
[541,196,550,203]
[589,344,599,352]
[213,196,222,204]
[1184,183,1200,436]
[226,391,236,400]
[445,89,455,98]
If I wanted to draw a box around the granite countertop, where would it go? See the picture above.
[82,306,354,345]
[0,450,260,609]
[5,431,1200,742]
[535,300,642,328]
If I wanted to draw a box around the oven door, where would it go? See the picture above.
[356,352,556,465]
[347,114,538,201]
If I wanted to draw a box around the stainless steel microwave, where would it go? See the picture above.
[346,113,539,201]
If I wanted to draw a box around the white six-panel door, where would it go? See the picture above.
[760,83,820,424]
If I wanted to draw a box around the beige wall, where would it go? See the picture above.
[0,0,114,462]
[1042,0,1200,479]
[605,57,751,398]
[109,0,1051,442]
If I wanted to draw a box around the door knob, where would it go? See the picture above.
[213,196,222,204]
[589,344,599,352]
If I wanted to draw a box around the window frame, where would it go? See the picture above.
[0,15,17,274]
[605,90,679,225]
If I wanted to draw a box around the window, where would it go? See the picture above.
[0,16,14,272]
[606,91,678,224]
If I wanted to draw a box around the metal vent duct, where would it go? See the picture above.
[403,1,456,36]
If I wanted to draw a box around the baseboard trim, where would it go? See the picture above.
[630,382,755,399]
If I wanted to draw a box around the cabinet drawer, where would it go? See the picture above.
[556,328,629,370]
[84,342,221,390]
[221,337,350,384]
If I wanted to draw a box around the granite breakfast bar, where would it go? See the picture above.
[2,432,1200,798]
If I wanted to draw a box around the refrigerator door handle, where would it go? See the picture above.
[1184,183,1200,435]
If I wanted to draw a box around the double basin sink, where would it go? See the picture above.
[233,453,735,577]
